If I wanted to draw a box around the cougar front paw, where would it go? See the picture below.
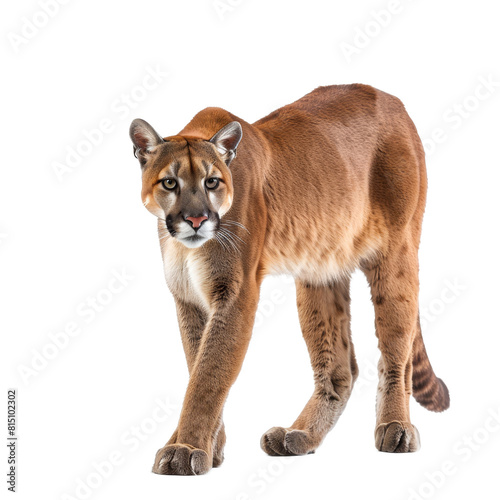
[261,426,316,456]
[152,444,211,475]
[375,421,421,453]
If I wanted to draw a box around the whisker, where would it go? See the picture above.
[220,227,245,245]
[221,219,250,234]
[223,222,248,233]
[215,233,229,252]
[217,230,238,253]
[219,226,245,247]
[218,229,241,254]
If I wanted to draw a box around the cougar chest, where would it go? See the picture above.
[162,239,210,310]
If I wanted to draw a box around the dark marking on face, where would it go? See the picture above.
[187,143,194,175]
[202,160,211,176]
[171,161,181,177]
[166,214,177,236]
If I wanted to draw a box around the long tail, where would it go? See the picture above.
[412,319,450,412]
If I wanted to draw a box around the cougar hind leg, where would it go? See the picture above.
[261,277,358,456]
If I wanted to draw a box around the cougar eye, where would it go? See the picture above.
[162,178,177,190]
[205,177,220,190]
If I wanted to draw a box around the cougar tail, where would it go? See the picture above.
[412,320,450,412]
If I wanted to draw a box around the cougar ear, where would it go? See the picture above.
[209,121,242,166]
[129,119,164,162]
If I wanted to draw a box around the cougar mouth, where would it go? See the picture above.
[180,233,208,248]
[173,217,218,248]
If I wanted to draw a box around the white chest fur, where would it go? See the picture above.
[161,238,210,311]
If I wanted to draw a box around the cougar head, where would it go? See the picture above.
[130,118,242,248]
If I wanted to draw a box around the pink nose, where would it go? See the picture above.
[185,216,208,228]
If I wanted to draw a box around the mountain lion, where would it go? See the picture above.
[129,84,449,476]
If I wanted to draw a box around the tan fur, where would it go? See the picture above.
[130,84,449,475]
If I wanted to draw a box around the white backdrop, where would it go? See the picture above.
[2,0,499,499]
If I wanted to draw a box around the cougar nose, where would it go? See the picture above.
[185,215,208,229]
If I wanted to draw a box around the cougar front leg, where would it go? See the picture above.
[261,277,358,456]
[363,240,421,453]
[153,281,259,475]
[162,300,226,467]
